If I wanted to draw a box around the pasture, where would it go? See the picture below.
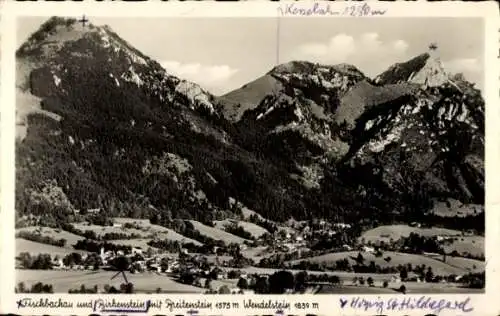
[16,269,204,293]
[360,225,463,243]
[286,251,484,275]
[113,218,202,245]
[187,220,249,244]
[443,236,484,257]
[214,219,269,238]
[73,218,202,245]
[16,226,84,247]
[16,238,87,256]
[430,199,483,218]
[317,283,483,294]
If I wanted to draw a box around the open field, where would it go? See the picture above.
[114,218,202,245]
[72,218,202,245]
[16,238,87,256]
[214,219,269,238]
[240,205,267,222]
[241,246,277,262]
[107,239,158,250]
[317,283,483,294]
[287,251,484,275]
[16,269,204,293]
[222,266,399,282]
[423,254,485,273]
[72,222,149,237]
[360,225,463,243]
[188,220,249,244]
[443,236,484,257]
[430,199,483,218]
[16,226,84,247]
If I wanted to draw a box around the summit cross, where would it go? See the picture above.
[78,15,89,27]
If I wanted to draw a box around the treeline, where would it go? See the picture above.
[420,213,485,235]
[16,231,66,247]
[73,239,132,254]
[17,251,103,270]
[68,283,134,294]
[399,232,443,254]
[17,252,53,270]
[61,223,143,241]
[16,282,54,293]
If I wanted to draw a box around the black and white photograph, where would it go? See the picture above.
[14,15,486,295]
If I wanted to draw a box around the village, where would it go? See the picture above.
[13,213,483,295]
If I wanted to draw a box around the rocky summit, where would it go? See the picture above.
[16,17,484,231]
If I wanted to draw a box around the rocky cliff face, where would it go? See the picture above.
[16,17,484,227]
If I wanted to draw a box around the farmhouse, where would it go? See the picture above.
[362,246,375,253]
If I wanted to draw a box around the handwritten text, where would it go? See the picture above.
[278,3,387,17]
[343,296,474,314]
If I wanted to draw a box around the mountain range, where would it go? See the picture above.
[15,17,484,230]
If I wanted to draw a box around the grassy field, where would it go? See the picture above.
[72,222,147,236]
[16,226,84,247]
[317,283,483,294]
[16,238,87,256]
[16,269,204,293]
[223,266,398,282]
[361,224,484,257]
[187,220,249,244]
[114,218,202,245]
[287,251,484,275]
[107,239,158,250]
[360,225,463,243]
[72,218,202,245]
[443,236,484,257]
[214,219,269,238]
[430,199,483,218]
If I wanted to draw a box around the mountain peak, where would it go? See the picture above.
[268,60,315,74]
[17,17,92,57]
[374,52,449,88]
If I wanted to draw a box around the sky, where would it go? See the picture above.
[17,17,484,95]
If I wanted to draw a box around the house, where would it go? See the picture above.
[334,223,351,229]
[342,244,353,251]
[52,258,64,269]
[362,246,375,253]
[87,208,101,214]
[132,247,143,255]
[391,275,401,283]
[113,223,122,228]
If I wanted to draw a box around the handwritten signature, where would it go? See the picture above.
[340,296,474,314]
[278,3,387,17]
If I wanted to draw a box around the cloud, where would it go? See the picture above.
[443,58,483,89]
[160,61,238,93]
[443,58,482,74]
[290,33,410,76]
